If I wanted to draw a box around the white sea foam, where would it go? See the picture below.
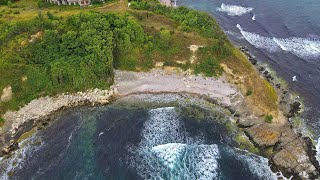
[189,144,220,179]
[217,3,253,16]
[151,143,187,169]
[237,24,279,52]
[129,107,221,179]
[252,14,256,20]
[149,143,221,179]
[0,136,44,179]
[237,24,320,59]
[230,148,291,180]
[139,107,185,148]
[127,106,291,179]
[274,37,320,58]
[292,76,298,82]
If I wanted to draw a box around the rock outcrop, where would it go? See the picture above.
[238,46,320,179]
[0,86,13,102]
[0,88,116,156]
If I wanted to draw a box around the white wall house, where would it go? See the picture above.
[47,0,91,6]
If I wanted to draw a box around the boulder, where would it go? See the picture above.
[246,124,281,147]
[272,138,319,179]
[1,86,13,102]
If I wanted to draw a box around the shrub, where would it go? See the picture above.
[246,89,253,96]
[194,57,223,77]
[38,0,53,8]
[0,117,5,124]
[265,114,273,123]
[46,11,55,19]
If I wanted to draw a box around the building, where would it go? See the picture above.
[47,0,91,6]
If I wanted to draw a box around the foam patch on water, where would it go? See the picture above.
[151,143,187,169]
[274,37,320,58]
[217,3,253,16]
[0,136,44,179]
[252,14,256,20]
[129,107,221,179]
[237,24,320,59]
[229,148,290,180]
[139,107,186,148]
[144,143,220,179]
[237,24,281,52]
[188,144,221,179]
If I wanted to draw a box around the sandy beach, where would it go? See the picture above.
[114,69,243,107]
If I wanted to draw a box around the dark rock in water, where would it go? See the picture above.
[9,141,18,152]
[282,90,288,94]
[304,137,320,178]
[266,74,272,79]
[263,70,269,76]
[249,57,258,65]
[259,67,265,72]
[286,101,301,118]
[240,46,248,52]
[234,113,240,118]
[275,84,281,89]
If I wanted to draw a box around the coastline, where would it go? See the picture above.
[0,88,117,156]
[237,46,320,179]
[0,1,318,178]
[1,65,319,178]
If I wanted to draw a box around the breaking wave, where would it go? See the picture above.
[217,3,253,16]
[237,24,320,59]
[127,107,284,179]
[0,136,44,180]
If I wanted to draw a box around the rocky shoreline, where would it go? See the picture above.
[0,62,319,179]
[238,46,320,179]
[0,88,117,156]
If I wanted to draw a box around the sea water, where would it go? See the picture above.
[177,0,320,159]
[0,97,282,179]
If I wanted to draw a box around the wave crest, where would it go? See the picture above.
[237,24,320,59]
[217,3,253,16]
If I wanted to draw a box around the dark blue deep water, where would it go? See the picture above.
[0,97,281,179]
[176,0,320,134]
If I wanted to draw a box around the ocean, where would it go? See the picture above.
[176,0,320,136]
[0,95,284,179]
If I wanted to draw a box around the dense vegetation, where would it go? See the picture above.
[0,0,235,116]
[0,12,144,114]
[0,0,17,5]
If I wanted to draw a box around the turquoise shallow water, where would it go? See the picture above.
[0,95,282,179]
